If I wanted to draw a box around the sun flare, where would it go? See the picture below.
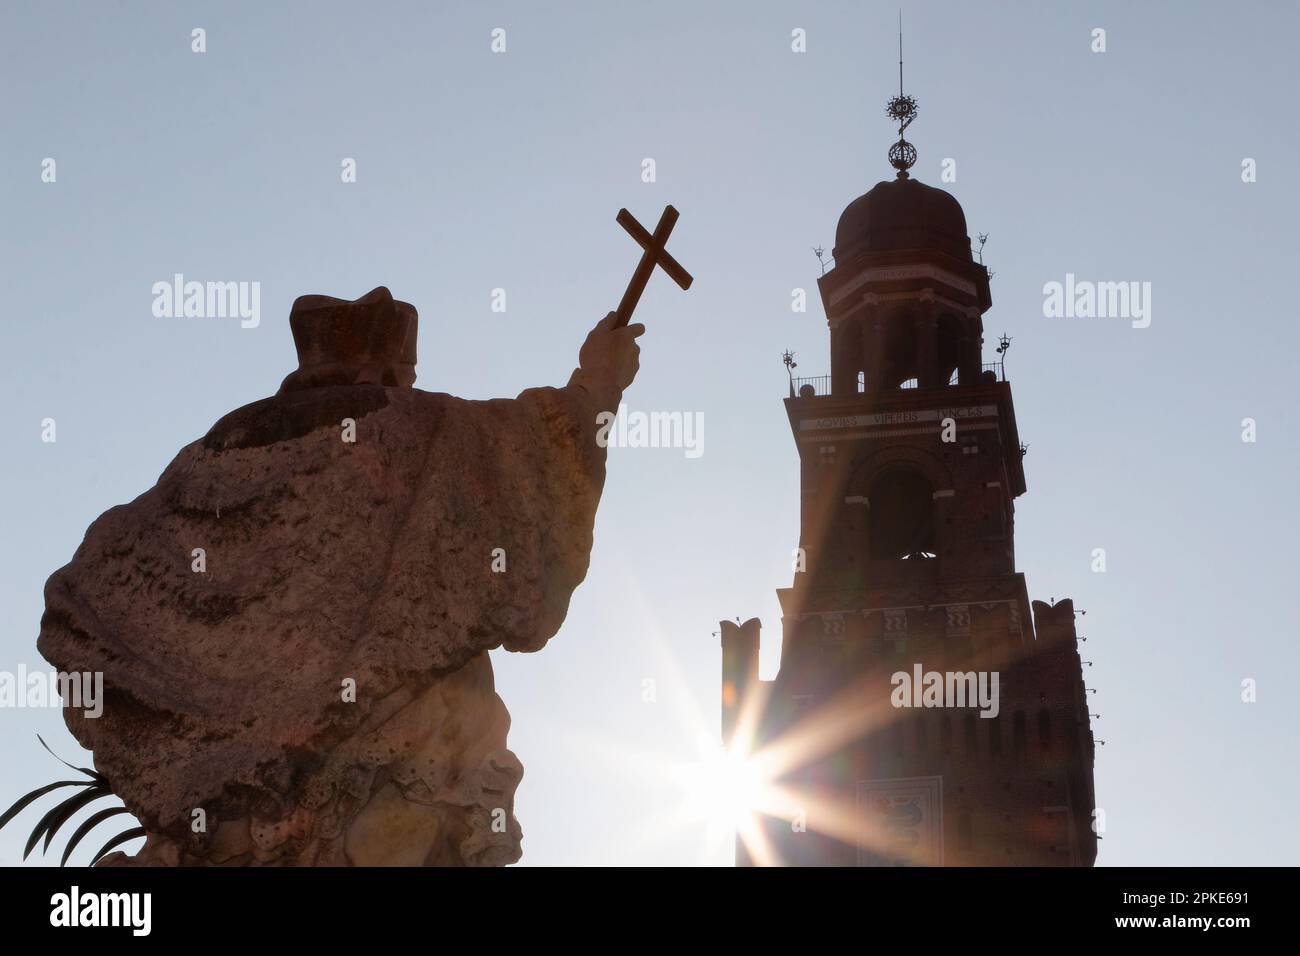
[675,736,765,831]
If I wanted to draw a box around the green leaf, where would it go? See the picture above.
[61,806,132,867]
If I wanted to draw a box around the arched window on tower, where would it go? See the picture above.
[938,313,967,386]
[1038,709,1052,750]
[879,312,918,391]
[868,467,936,560]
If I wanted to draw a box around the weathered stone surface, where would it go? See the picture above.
[37,288,625,865]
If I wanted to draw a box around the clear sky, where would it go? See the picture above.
[2,0,1297,866]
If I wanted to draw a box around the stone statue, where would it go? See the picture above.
[34,286,645,866]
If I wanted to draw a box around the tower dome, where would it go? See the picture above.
[832,176,972,264]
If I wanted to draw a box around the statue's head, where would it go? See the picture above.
[278,286,418,393]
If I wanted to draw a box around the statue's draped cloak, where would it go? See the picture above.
[37,383,606,833]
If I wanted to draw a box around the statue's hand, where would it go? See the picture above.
[571,312,645,400]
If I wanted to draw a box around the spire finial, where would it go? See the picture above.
[885,11,918,178]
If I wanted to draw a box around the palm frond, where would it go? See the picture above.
[26,780,113,859]
[43,782,114,853]
[0,780,96,833]
[2,735,137,867]
[37,734,104,781]
[61,806,132,867]
[88,827,147,867]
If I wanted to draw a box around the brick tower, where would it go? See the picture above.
[719,80,1098,867]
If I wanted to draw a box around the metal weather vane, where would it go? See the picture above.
[885,13,918,177]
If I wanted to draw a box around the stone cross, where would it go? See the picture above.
[613,205,693,328]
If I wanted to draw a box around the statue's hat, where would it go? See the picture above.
[278,286,418,393]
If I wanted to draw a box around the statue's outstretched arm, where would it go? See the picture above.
[566,311,646,414]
